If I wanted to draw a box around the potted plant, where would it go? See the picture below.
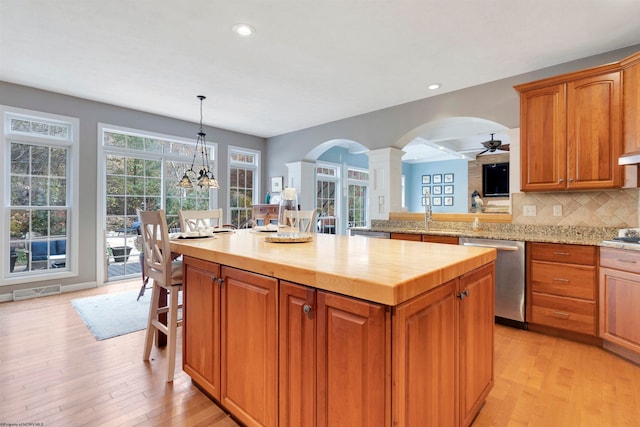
[110,246,133,263]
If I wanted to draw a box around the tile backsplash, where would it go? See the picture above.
[511,189,639,227]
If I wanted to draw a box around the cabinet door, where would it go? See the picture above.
[279,281,316,427]
[459,262,495,427]
[600,267,640,354]
[392,279,458,427]
[221,266,278,427]
[182,256,221,399]
[566,71,622,189]
[519,84,567,191]
[623,58,640,154]
[317,291,389,427]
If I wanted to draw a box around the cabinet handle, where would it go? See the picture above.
[553,278,570,283]
[617,258,637,264]
[457,289,470,300]
[552,252,570,256]
[211,275,217,282]
[568,178,574,182]
[212,276,224,286]
[303,304,312,314]
[558,178,564,183]
[551,311,570,319]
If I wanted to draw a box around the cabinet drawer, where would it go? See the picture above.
[530,293,596,335]
[391,233,422,241]
[422,235,459,244]
[529,242,596,265]
[600,247,640,274]
[530,260,595,300]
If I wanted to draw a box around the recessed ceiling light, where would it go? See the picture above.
[428,83,441,90]
[232,23,255,37]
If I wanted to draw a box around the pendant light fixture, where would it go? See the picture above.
[178,95,220,189]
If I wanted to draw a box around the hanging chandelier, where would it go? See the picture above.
[178,95,220,189]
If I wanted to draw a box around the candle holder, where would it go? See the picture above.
[278,187,299,235]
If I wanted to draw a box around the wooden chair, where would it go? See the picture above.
[178,209,223,231]
[138,209,183,382]
[285,209,318,233]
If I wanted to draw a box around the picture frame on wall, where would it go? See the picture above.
[271,176,284,193]
[444,196,454,206]
[432,185,442,195]
[422,186,430,195]
[422,175,431,184]
[432,197,442,206]
[444,173,454,183]
[432,174,442,184]
[444,185,454,195]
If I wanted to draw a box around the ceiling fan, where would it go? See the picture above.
[477,133,510,156]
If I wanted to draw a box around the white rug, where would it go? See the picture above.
[71,289,150,340]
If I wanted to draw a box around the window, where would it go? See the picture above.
[347,167,368,228]
[100,125,217,280]
[2,107,79,283]
[316,163,339,234]
[228,147,259,227]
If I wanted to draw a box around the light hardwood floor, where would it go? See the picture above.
[1,279,638,426]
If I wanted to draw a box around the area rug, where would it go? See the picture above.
[71,289,151,341]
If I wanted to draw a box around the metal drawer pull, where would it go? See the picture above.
[617,258,637,264]
[552,252,570,256]
[551,311,570,319]
[553,278,570,283]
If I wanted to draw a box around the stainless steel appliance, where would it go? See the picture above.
[349,229,390,239]
[459,237,526,329]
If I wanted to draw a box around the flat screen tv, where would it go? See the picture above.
[482,162,509,197]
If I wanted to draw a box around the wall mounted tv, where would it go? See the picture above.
[482,162,509,197]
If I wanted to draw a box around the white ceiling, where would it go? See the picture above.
[1,0,640,143]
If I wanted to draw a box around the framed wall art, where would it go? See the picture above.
[444,196,454,206]
[444,185,454,195]
[270,176,284,193]
[432,174,442,184]
[432,185,442,195]
[422,175,431,184]
[432,197,442,206]
[444,173,454,183]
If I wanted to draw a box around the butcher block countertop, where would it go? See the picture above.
[170,229,496,306]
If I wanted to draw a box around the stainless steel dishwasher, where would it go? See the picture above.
[459,237,526,329]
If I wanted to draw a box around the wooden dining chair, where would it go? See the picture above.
[285,209,318,233]
[178,209,223,231]
[138,209,183,382]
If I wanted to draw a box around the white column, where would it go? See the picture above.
[285,161,316,210]
[366,148,404,221]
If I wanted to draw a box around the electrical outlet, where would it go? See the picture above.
[553,205,562,216]
[523,205,537,216]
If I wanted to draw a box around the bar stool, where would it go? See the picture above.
[138,209,183,382]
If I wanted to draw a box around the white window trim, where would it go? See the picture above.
[227,145,260,223]
[1,105,79,285]
[97,123,218,283]
[315,160,341,233]
[346,166,369,229]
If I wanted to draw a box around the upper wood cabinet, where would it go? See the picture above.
[621,52,640,156]
[516,69,622,191]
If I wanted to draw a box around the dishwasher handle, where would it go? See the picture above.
[462,242,519,251]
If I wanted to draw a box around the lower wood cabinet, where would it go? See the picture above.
[393,262,494,427]
[391,232,459,244]
[527,242,597,336]
[599,247,640,362]
[279,282,389,427]
[185,256,494,427]
[182,257,278,427]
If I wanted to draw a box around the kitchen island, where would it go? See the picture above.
[170,230,496,427]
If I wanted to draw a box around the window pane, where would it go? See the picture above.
[11,143,29,174]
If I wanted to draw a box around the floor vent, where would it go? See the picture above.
[13,284,62,301]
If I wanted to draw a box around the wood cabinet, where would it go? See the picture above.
[279,281,389,427]
[527,242,597,336]
[621,52,640,156]
[252,204,279,226]
[393,262,494,427]
[390,232,459,244]
[516,70,622,192]
[182,256,221,398]
[599,248,640,363]
[182,257,278,427]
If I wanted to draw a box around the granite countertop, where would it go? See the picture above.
[362,220,620,246]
